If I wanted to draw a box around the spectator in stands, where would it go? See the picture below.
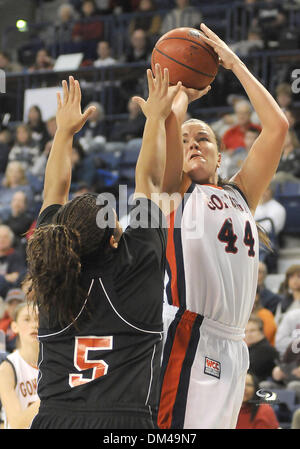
[94,0,115,15]
[0,162,34,221]
[210,113,236,146]
[229,27,264,57]
[160,0,203,35]
[79,102,107,152]
[222,100,261,151]
[8,125,40,172]
[223,126,260,179]
[0,302,40,428]
[260,325,300,403]
[28,49,54,72]
[275,130,300,181]
[121,28,151,101]
[26,106,48,151]
[275,309,300,358]
[236,371,279,429]
[0,128,13,148]
[257,261,282,316]
[0,227,26,299]
[0,51,21,73]
[56,3,78,44]
[254,184,286,266]
[94,41,117,67]
[251,288,277,346]
[124,28,151,63]
[0,289,25,334]
[235,0,257,33]
[72,181,93,198]
[284,108,300,142]
[275,265,300,325]
[83,41,118,107]
[41,3,78,55]
[30,140,52,181]
[275,83,293,110]
[0,129,11,175]
[70,141,97,192]
[109,96,146,142]
[129,0,162,39]
[245,315,278,383]
[3,192,34,243]
[0,289,25,351]
[292,408,300,429]
[46,116,57,142]
[72,0,104,56]
[252,0,286,46]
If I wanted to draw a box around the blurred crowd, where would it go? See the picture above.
[0,0,300,429]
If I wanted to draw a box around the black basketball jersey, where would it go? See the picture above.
[35,198,167,418]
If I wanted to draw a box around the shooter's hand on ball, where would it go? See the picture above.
[179,85,211,104]
[56,76,96,136]
[172,84,211,123]
[132,64,182,120]
[200,23,240,70]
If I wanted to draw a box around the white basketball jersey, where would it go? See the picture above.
[4,350,38,429]
[165,183,259,329]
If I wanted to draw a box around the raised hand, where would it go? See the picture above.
[200,23,240,70]
[132,64,182,120]
[56,76,96,136]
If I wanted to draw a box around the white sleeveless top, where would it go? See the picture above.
[4,350,38,429]
[165,183,259,329]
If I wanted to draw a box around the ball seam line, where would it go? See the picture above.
[157,36,219,64]
[153,48,215,78]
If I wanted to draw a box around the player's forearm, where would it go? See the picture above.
[163,111,184,193]
[43,129,73,200]
[163,92,188,193]
[135,117,166,192]
[232,60,288,132]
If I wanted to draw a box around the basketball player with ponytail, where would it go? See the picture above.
[28,68,181,429]
[152,24,289,429]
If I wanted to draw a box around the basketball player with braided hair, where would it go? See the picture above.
[28,68,182,429]
[153,24,288,429]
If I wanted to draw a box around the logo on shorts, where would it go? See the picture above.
[204,357,221,379]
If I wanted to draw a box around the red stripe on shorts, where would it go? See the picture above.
[157,310,198,429]
[166,210,180,308]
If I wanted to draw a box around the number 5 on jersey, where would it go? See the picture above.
[69,336,113,388]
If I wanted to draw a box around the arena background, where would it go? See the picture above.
[0,0,300,430]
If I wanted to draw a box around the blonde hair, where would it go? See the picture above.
[182,118,219,146]
[2,161,28,187]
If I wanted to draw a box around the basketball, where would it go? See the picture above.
[151,27,219,90]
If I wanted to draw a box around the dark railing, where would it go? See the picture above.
[2,48,300,123]
[1,2,300,122]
